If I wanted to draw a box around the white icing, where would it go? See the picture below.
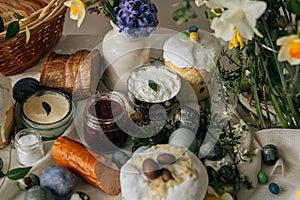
[163,30,222,71]
[23,92,70,124]
[120,144,208,200]
[0,74,13,143]
[128,65,181,103]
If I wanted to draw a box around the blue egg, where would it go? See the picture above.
[169,128,197,152]
[189,26,199,33]
[269,183,280,195]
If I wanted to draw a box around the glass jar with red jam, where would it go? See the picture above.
[83,92,128,153]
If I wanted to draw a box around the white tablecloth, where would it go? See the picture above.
[1,35,300,200]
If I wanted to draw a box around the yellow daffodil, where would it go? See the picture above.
[64,0,86,27]
[207,186,234,200]
[277,34,300,65]
[228,29,244,50]
[206,0,267,41]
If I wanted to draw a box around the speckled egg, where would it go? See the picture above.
[269,183,280,195]
[40,166,75,197]
[189,32,199,41]
[169,128,197,152]
[261,144,279,165]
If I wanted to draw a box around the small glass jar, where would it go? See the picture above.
[14,128,44,166]
[83,92,128,153]
[127,65,181,119]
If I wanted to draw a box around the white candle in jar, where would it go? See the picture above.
[15,128,44,166]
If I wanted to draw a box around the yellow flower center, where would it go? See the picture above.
[228,29,244,50]
[289,41,300,59]
[70,5,79,16]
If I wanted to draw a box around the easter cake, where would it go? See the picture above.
[0,74,14,148]
[120,144,208,200]
[163,26,222,101]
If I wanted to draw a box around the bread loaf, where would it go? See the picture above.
[52,136,121,196]
[40,49,102,100]
[0,74,14,148]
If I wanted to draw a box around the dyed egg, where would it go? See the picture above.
[257,172,268,184]
[169,128,197,152]
[269,183,280,194]
[190,32,199,41]
[180,31,190,40]
[188,26,199,33]
[261,144,279,165]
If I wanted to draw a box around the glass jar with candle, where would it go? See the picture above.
[14,128,44,166]
[83,92,128,153]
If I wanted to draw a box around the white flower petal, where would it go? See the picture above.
[236,19,254,40]
[211,18,234,41]
[276,35,298,46]
[70,12,79,20]
[222,8,245,25]
[242,1,267,19]
[278,45,290,61]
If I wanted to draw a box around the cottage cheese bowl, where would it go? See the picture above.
[127,65,181,118]
[20,89,75,139]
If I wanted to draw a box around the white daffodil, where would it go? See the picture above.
[277,34,300,65]
[64,0,86,27]
[206,0,267,41]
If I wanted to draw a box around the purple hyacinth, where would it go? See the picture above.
[116,0,159,39]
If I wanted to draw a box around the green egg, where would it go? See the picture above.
[257,171,268,184]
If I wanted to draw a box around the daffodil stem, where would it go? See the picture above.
[262,19,300,127]
[259,54,289,127]
[252,55,267,129]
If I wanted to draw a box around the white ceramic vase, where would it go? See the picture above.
[102,21,151,93]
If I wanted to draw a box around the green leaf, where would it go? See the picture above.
[148,80,158,92]
[0,171,5,179]
[0,17,4,32]
[25,26,30,43]
[5,21,19,40]
[42,102,51,116]
[286,0,300,15]
[6,167,32,180]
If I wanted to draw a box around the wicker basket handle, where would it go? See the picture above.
[40,0,66,19]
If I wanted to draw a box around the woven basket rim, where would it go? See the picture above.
[0,0,66,39]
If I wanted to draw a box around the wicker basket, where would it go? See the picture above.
[0,0,66,76]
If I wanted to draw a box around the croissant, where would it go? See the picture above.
[40,49,102,100]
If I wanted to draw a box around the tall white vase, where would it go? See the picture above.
[102,21,151,93]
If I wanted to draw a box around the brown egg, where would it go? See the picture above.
[142,158,161,180]
[162,168,174,182]
[157,153,176,165]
